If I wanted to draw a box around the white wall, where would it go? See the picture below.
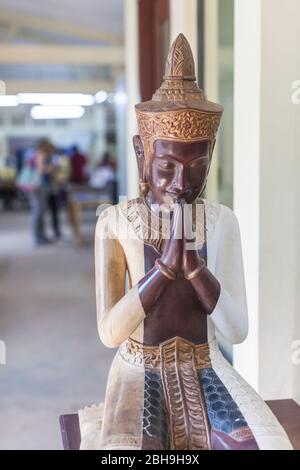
[259,0,300,401]
[233,0,261,391]
[234,0,300,403]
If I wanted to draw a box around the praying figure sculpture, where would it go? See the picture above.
[93,34,293,450]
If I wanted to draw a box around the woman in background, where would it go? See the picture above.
[30,139,61,245]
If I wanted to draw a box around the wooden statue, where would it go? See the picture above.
[93,34,293,450]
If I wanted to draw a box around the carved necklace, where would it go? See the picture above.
[120,196,206,254]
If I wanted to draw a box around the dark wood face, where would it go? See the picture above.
[146,139,210,206]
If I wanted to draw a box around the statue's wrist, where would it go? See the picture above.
[184,258,206,280]
[155,258,177,281]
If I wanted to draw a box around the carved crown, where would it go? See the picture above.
[135,34,223,155]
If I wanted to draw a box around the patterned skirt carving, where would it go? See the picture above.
[119,336,257,450]
[99,337,292,450]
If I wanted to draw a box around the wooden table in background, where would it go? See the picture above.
[0,179,17,209]
[60,399,300,450]
[68,186,112,245]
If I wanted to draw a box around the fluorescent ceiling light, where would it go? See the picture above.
[0,95,19,107]
[114,91,127,105]
[31,105,85,120]
[19,93,94,106]
[94,90,108,104]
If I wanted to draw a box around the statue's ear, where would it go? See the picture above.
[209,139,216,160]
[133,135,146,182]
[207,139,216,175]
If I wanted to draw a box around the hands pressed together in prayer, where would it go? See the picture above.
[153,198,220,315]
[157,199,206,282]
[139,198,220,316]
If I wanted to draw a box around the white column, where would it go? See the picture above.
[170,0,198,73]
[124,0,140,199]
[233,0,261,392]
[203,0,219,202]
[234,0,300,403]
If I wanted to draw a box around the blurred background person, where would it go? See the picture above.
[69,145,87,185]
[89,152,116,203]
[46,143,63,241]
[53,148,71,207]
[32,139,53,245]
[26,139,60,245]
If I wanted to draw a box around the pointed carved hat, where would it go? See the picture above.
[135,34,223,157]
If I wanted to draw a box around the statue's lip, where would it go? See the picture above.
[166,190,180,198]
[166,190,193,200]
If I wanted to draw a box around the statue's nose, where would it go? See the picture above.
[173,165,185,191]
[172,166,191,196]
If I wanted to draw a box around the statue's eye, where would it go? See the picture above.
[189,160,201,168]
[189,158,207,169]
[159,161,174,170]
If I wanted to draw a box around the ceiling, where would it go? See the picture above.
[0,0,124,38]
[0,0,124,94]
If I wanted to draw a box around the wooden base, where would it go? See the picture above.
[59,399,300,450]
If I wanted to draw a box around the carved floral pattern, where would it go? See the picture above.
[137,109,221,143]
[160,337,211,450]
[119,336,211,371]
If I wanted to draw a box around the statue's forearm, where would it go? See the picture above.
[139,264,221,316]
[189,267,221,315]
[138,266,171,314]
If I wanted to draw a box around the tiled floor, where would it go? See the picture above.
[0,210,115,449]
